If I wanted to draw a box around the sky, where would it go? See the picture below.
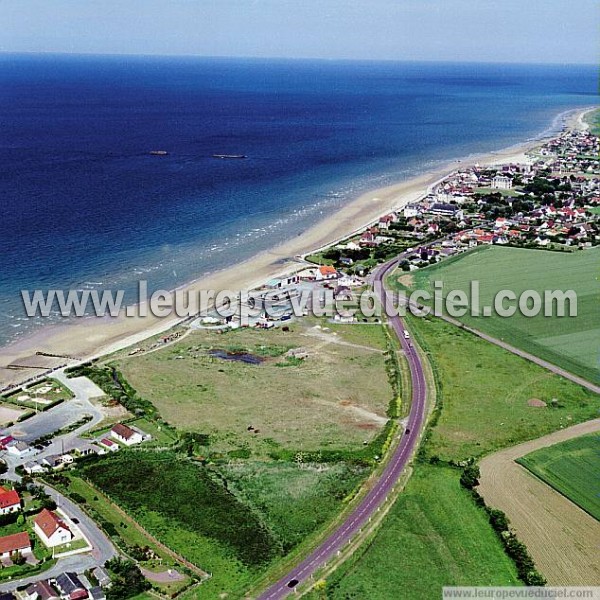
[0,0,598,64]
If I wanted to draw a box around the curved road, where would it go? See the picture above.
[258,257,428,599]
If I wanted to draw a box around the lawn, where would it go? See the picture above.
[325,465,519,599]
[399,245,600,384]
[517,433,600,521]
[116,319,394,454]
[408,314,599,462]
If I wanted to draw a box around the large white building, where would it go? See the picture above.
[491,175,513,190]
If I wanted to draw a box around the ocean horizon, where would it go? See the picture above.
[0,54,597,346]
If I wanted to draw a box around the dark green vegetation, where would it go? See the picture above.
[411,315,598,462]
[105,558,151,600]
[517,434,600,521]
[403,245,600,384]
[326,465,520,599]
[83,453,277,568]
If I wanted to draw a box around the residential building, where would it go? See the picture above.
[110,423,147,446]
[54,573,88,600]
[491,175,513,190]
[34,509,74,548]
[91,567,111,588]
[7,441,33,457]
[23,581,60,600]
[0,487,21,515]
[315,265,339,281]
[0,531,31,558]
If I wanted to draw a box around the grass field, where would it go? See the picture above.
[517,433,600,521]
[216,461,368,552]
[81,451,369,599]
[408,314,599,462]
[116,319,393,454]
[82,452,278,598]
[585,107,600,137]
[396,245,600,384]
[325,465,519,599]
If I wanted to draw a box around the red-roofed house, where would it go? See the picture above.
[315,265,339,281]
[0,487,21,515]
[0,531,31,558]
[110,423,144,446]
[99,438,119,452]
[33,509,73,548]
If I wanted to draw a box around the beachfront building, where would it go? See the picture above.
[315,265,339,281]
[34,509,73,548]
[491,175,513,190]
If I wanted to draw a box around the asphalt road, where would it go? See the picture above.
[257,256,428,599]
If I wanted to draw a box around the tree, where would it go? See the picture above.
[16,514,25,527]
[460,464,480,489]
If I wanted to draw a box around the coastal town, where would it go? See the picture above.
[316,124,599,276]
[0,116,597,599]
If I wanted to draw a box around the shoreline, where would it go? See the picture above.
[0,106,595,390]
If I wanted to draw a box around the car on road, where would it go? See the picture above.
[287,579,299,588]
[403,329,410,339]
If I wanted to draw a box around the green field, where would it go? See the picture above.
[517,434,600,521]
[398,245,600,384]
[116,319,394,455]
[409,314,599,462]
[216,461,368,552]
[585,108,600,137]
[81,451,369,599]
[325,465,519,599]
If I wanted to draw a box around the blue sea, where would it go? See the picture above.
[0,54,596,345]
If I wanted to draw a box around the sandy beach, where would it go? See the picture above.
[0,107,593,390]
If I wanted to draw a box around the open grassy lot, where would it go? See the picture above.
[409,315,599,462]
[517,433,600,521]
[325,465,519,599]
[116,319,393,454]
[397,245,600,384]
[216,461,368,553]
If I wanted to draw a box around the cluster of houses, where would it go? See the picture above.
[2,568,110,600]
[317,126,599,275]
[0,504,77,562]
[22,423,151,476]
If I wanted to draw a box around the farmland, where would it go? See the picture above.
[397,245,600,384]
[116,319,394,454]
[327,306,599,595]
[325,465,519,599]
[408,314,599,462]
[517,433,600,521]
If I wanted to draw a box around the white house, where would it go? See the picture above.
[491,175,513,190]
[110,423,150,446]
[34,508,74,548]
[0,487,21,515]
[7,440,34,457]
[0,531,31,558]
[314,265,339,281]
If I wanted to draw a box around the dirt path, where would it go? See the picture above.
[478,418,600,585]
